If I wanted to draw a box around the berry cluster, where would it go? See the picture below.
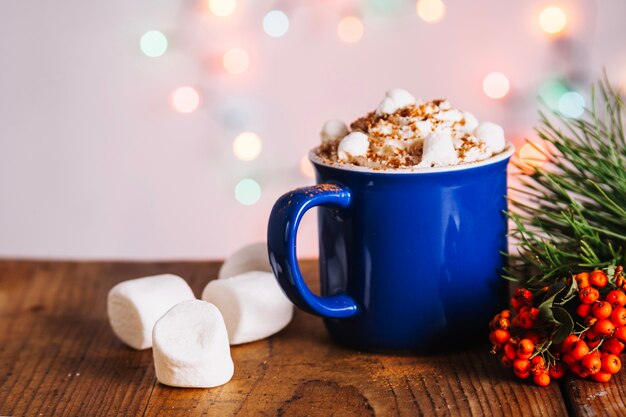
[489,267,625,386]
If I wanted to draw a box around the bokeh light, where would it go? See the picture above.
[366,0,405,16]
[337,16,364,43]
[171,86,200,113]
[539,6,567,35]
[483,72,510,99]
[233,132,262,161]
[235,179,261,205]
[300,155,315,179]
[208,0,236,17]
[263,10,289,38]
[140,30,168,58]
[519,142,548,168]
[558,91,585,118]
[223,48,250,75]
[416,0,445,23]
[538,79,569,110]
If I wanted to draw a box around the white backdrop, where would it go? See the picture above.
[1,0,625,259]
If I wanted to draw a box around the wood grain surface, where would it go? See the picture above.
[0,260,619,416]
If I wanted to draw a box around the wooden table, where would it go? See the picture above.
[1,260,625,416]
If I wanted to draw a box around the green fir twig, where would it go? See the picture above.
[507,74,626,284]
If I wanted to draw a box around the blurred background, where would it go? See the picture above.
[1,0,625,260]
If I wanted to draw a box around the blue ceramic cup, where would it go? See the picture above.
[268,144,514,352]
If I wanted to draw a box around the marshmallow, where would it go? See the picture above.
[414,119,433,137]
[376,89,416,114]
[107,274,195,350]
[320,119,349,143]
[461,112,479,133]
[218,242,272,279]
[434,109,463,122]
[202,271,294,345]
[473,122,506,153]
[419,131,458,167]
[152,300,234,388]
[338,132,369,161]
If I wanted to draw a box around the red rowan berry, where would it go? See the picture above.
[593,319,616,336]
[606,290,626,307]
[610,306,626,327]
[592,301,612,320]
[581,352,601,375]
[614,326,626,343]
[571,340,589,360]
[504,342,517,361]
[590,270,608,287]
[576,303,591,318]
[561,334,579,353]
[513,358,531,374]
[601,354,621,374]
[514,369,530,379]
[591,371,612,382]
[575,272,590,289]
[601,337,625,355]
[492,329,510,345]
[548,362,566,379]
[579,287,600,304]
[530,356,547,375]
[533,372,550,387]
[518,339,534,355]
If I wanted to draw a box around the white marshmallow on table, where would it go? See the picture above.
[338,132,370,161]
[152,300,234,388]
[320,119,349,143]
[218,242,272,279]
[461,112,479,133]
[202,271,294,345]
[473,121,506,153]
[418,131,458,167]
[107,274,195,350]
[376,88,416,114]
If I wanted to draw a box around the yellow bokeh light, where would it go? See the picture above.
[208,0,236,17]
[539,6,567,35]
[233,132,262,161]
[416,0,445,23]
[483,72,510,99]
[300,155,315,179]
[519,143,547,168]
[171,86,200,113]
[337,16,364,43]
[223,48,250,75]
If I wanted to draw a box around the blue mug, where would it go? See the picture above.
[268,145,514,352]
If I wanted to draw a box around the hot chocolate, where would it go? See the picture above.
[316,89,507,170]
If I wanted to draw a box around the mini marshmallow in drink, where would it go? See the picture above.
[338,132,369,161]
[376,89,416,114]
[320,119,349,143]
[419,132,458,167]
[473,122,506,153]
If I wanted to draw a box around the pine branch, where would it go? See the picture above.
[508,74,626,284]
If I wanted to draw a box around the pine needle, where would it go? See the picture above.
[507,74,626,284]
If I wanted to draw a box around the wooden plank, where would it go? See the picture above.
[0,260,217,417]
[0,260,571,416]
[562,372,626,417]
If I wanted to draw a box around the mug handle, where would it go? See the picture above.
[267,183,360,319]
